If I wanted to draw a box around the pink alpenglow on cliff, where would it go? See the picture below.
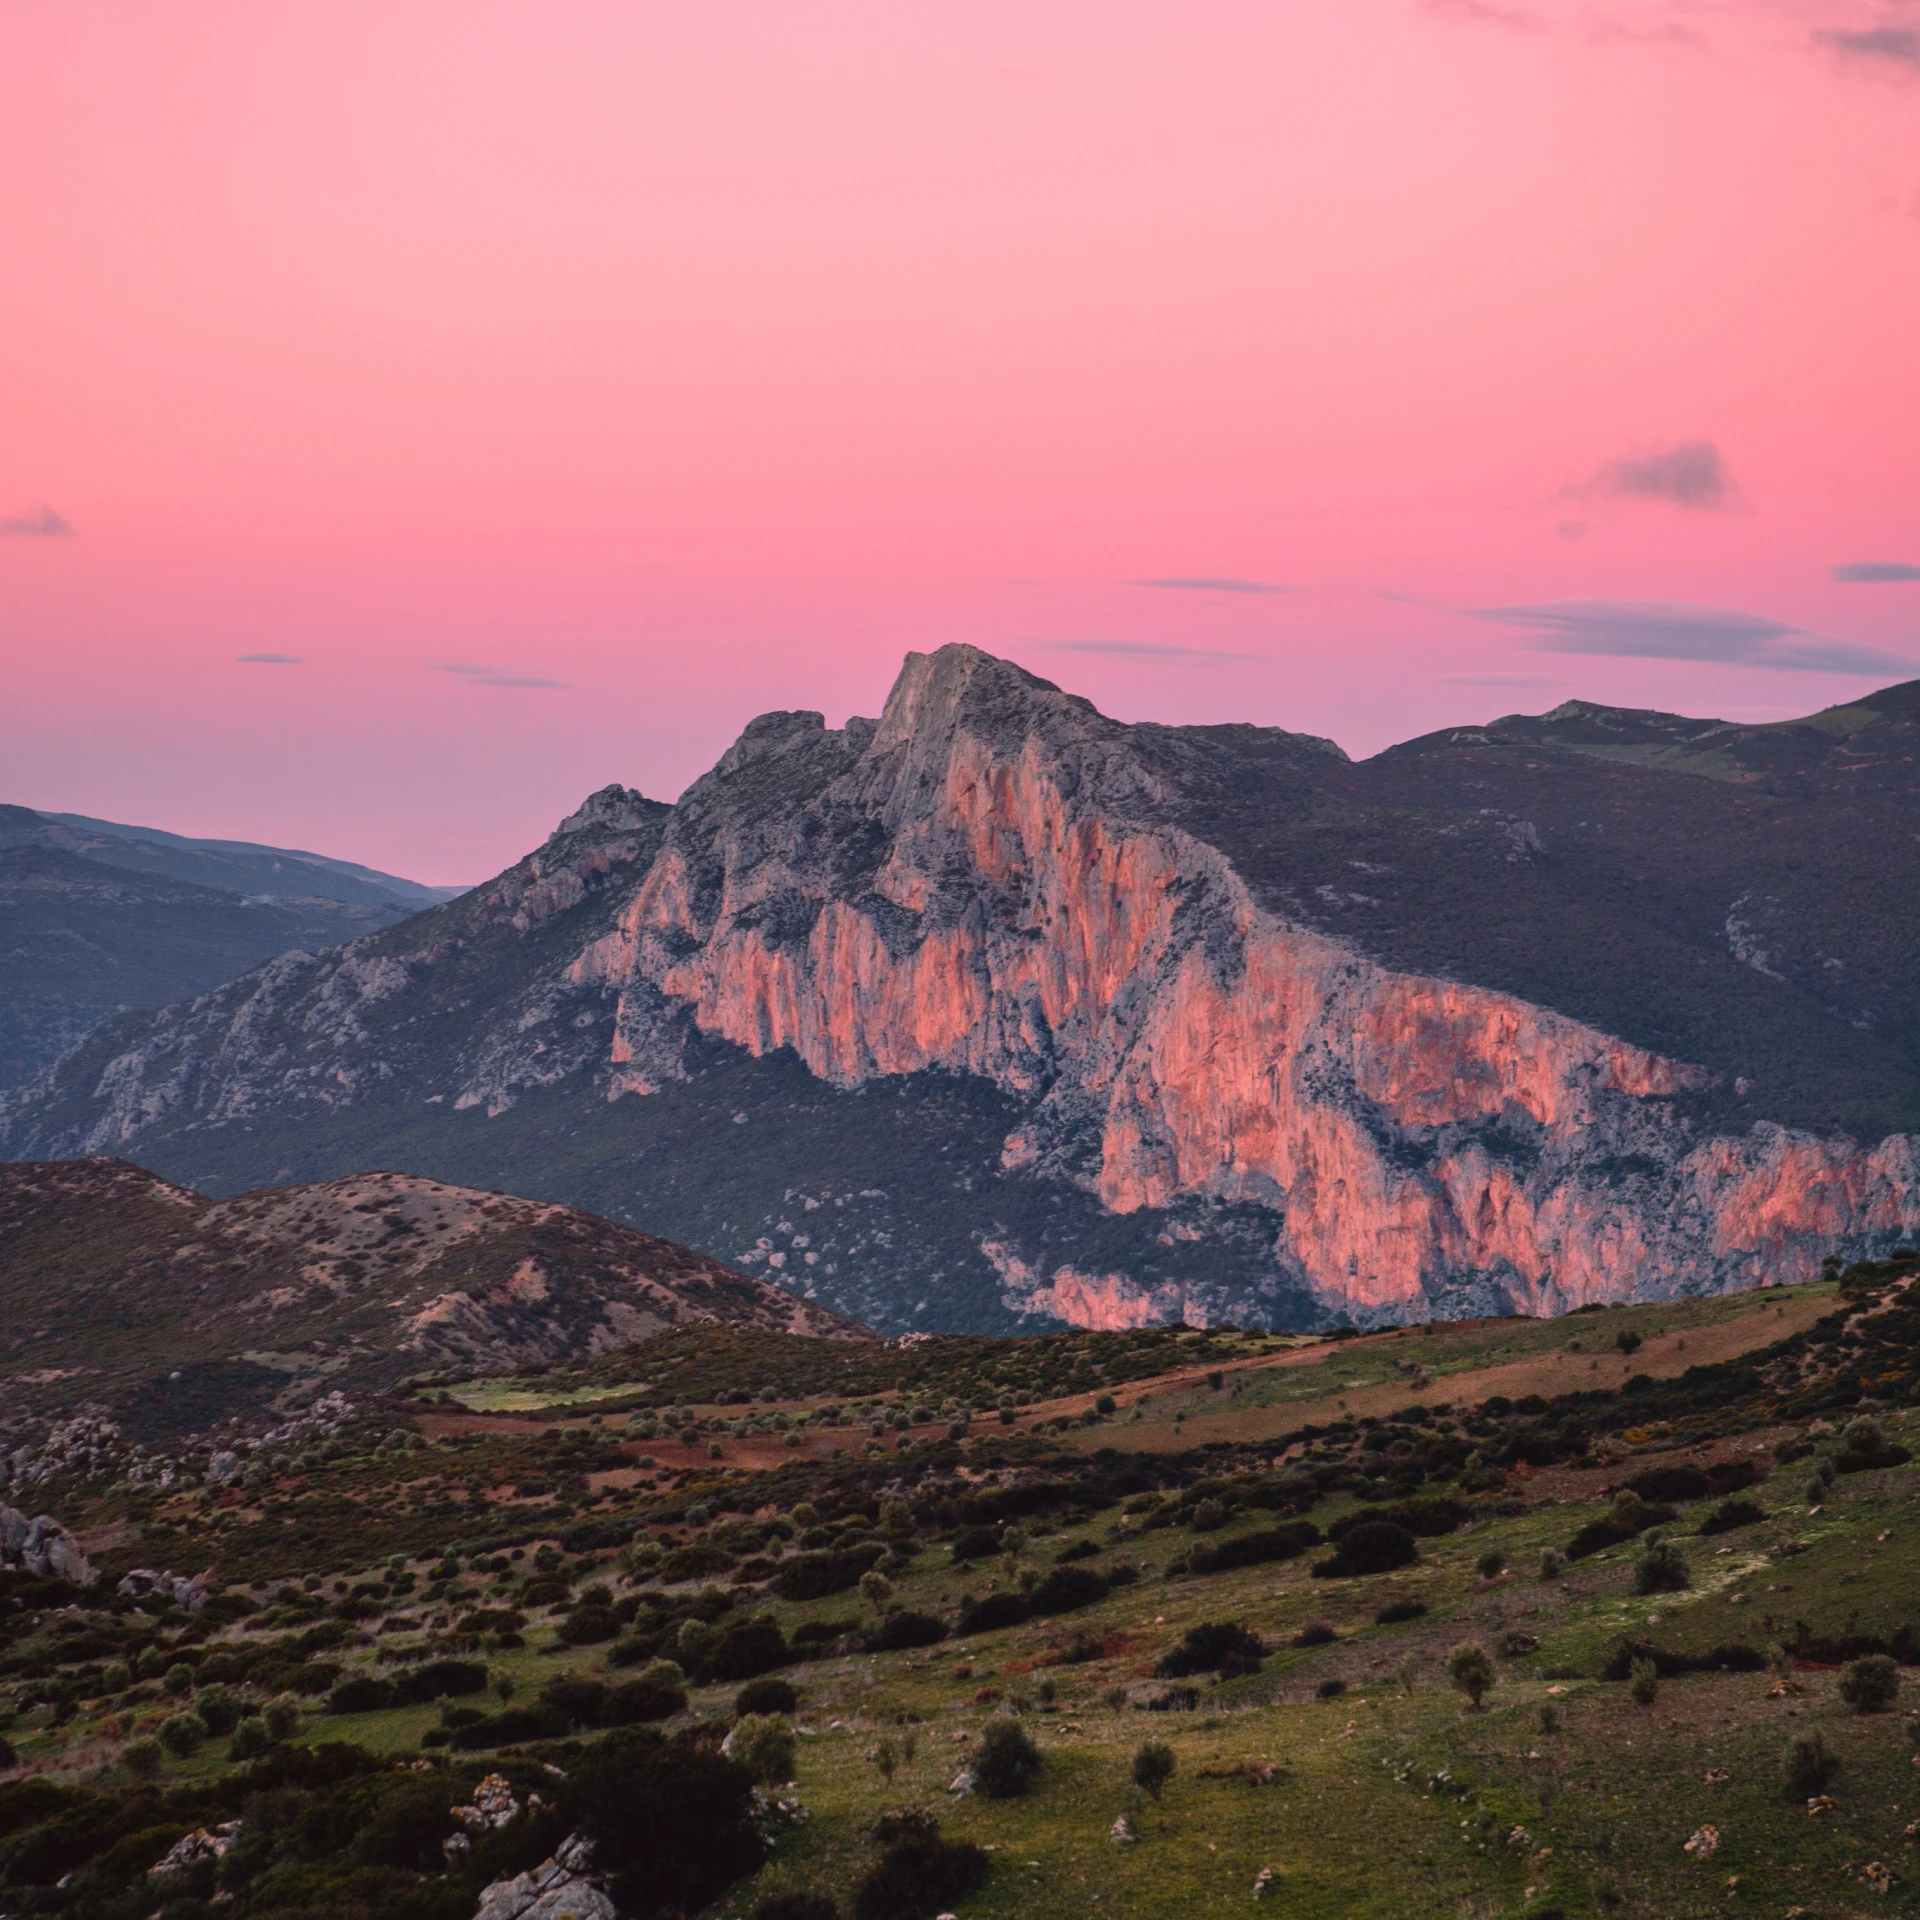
[8,647,1920,1333]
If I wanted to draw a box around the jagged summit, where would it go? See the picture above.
[5,647,1919,1334]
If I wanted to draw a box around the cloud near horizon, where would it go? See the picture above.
[1132,576,1292,595]
[1833,561,1920,583]
[433,662,568,689]
[1033,638,1265,661]
[236,653,302,664]
[0,505,73,538]
[1467,599,1919,674]
[1566,439,1732,510]
[1814,25,1920,70]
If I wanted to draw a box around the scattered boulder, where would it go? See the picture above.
[472,1834,615,1920]
[0,1506,96,1585]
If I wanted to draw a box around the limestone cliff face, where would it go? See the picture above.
[9,645,1919,1330]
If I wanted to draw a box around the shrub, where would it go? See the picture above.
[393,1659,487,1705]
[1328,1498,1468,1541]
[122,1738,163,1777]
[541,1676,611,1728]
[1188,1498,1228,1532]
[864,1610,949,1653]
[227,1716,274,1761]
[1447,1643,1495,1710]
[1476,1549,1505,1580]
[162,1662,195,1698]
[0,1738,14,1773]
[736,1677,800,1717]
[1027,1566,1108,1616]
[1316,1678,1348,1699]
[1291,1621,1337,1648]
[329,1676,398,1716]
[849,1816,990,1920]
[702,1618,793,1682]
[727,1713,797,1785]
[1629,1657,1659,1707]
[263,1698,303,1742]
[1538,1550,1564,1581]
[957,1591,1032,1636]
[158,1711,207,1757]
[1695,1497,1765,1536]
[973,1718,1043,1798]
[1834,1416,1912,1475]
[1839,1654,1900,1714]
[603,1677,687,1725]
[565,1730,765,1918]
[1155,1621,1267,1679]
[1313,1522,1419,1579]
[193,1684,243,1736]
[1782,1732,1841,1800]
[1375,1600,1428,1625]
[560,1603,622,1646]
[1634,1538,1690,1596]
[949,1526,1001,1563]
[1189,1522,1320,1576]
[1132,1739,1175,1799]
[1615,1329,1643,1355]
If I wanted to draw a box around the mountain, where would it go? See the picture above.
[5,646,1918,1334]
[0,1156,862,1445]
[0,806,459,1088]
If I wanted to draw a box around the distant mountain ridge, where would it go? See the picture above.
[0,806,458,1089]
[6,648,1919,1334]
[0,1157,863,1447]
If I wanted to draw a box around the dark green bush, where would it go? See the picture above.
[972,1718,1042,1798]
[849,1817,989,1920]
[602,1677,687,1725]
[736,1676,800,1717]
[957,1592,1032,1636]
[328,1677,398,1716]
[1839,1654,1900,1714]
[1027,1566,1108,1616]
[1132,1739,1175,1798]
[1697,1498,1766,1536]
[1312,1522,1418,1579]
[1783,1732,1841,1800]
[701,1619,794,1682]
[1155,1621,1265,1678]
[1375,1600,1428,1625]
[1190,1523,1320,1576]
[864,1611,949,1653]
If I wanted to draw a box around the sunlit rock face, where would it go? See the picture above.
[564,645,1918,1324]
[11,645,1920,1330]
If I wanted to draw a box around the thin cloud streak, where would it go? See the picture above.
[1132,576,1292,595]
[0,505,73,538]
[433,662,568,688]
[236,653,302,664]
[1833,561,1920,583]
[1814,26,1920,69]
[1467,599,1918,675]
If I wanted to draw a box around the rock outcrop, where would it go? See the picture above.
[0,1506,95,1585]
[7,646,1920,1330]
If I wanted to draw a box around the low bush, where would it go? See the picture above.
[1316,1678,1347,1699]
[1447,1643,1495,1709]
[727,1713,797,1785]
[736,1677,800,1717]
[1697,1498,1766,1536]
[1132,1739,1175,1798]
[972,1718,1042,1798]
[328,1677,397,1716]
[1783,1732,1841,1800]
[1189,1522,1320,1576]
[1026,1566,1108,1616]
[1155,1621,1265,1678]
[864,1610,948,1653]
[1375,1600,1429,1625]
[1633,1538,1690,1596]
[1839,1654,1901,1714]
[1291,1622,1337,1648]
[1313,1522,1418,1579]
[849,1813,989,1920]
[957,1592,1032,1636]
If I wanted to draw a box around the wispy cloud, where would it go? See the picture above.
[1565,438,1733,510]
[0,504,73,538]
[1467,599,1918,675]
[1032,638,1264,661]
[1131,576,1292,595]
[433,662,568,688]
[1833,561,1920,583]
[237,652,302,664]
[1814,25,1920,70]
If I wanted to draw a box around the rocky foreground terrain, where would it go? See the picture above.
[7,647,1919,1332]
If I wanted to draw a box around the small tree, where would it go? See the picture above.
[1615,1329,1643,1356]
[1783,1732,1841,1800]
[1476,1549,1505,1580]
[1634,1537,1690,1595]
[871,1734,897,1784]
[158,1711,207,1758]
[727,1713,797,1786]
[1538,1549,1563,1582]
[1629,1657,1659,1707]
[1839,1654,1900,1714]
[162,1662,195,1698]
[859,1570,893,1616]
[122,1738,164,1777]
[493,1670,517,1705]
[263,1697,303,1743]
[228,1715,273,1761]
[973,1718,1042,1798]
[1132,1739,1176,1800]
[1447,1642,1495,1711]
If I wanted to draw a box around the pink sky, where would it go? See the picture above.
[4,0,1918,883]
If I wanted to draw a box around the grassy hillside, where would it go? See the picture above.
[4,1256,1919,1916]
